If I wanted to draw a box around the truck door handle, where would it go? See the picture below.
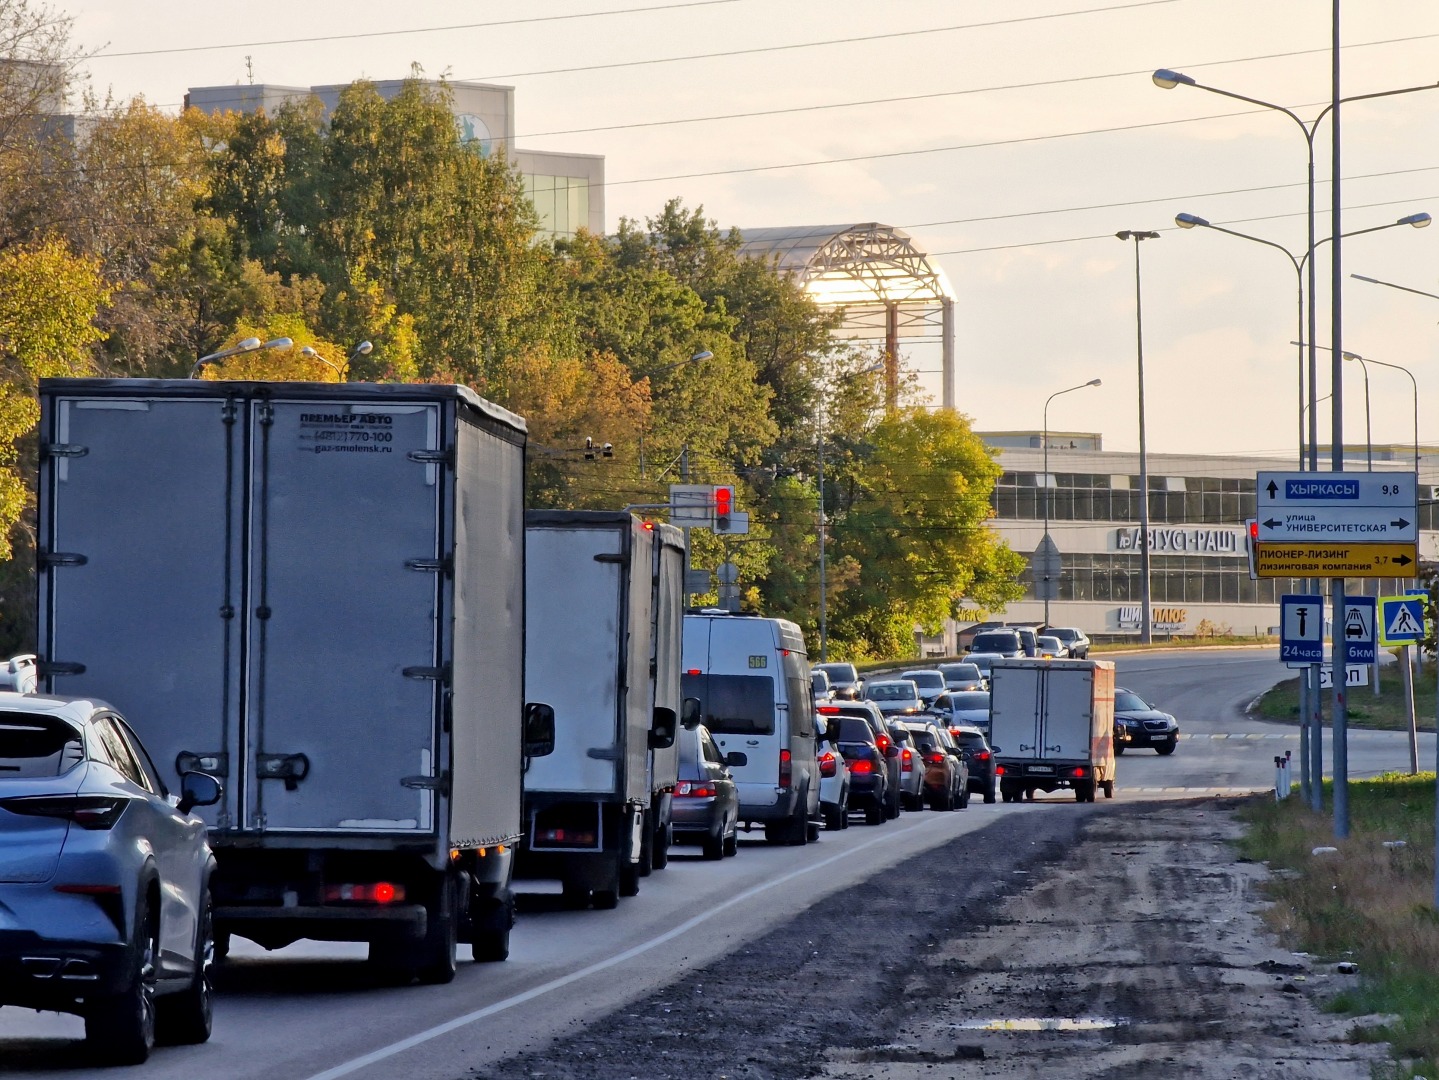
[256,753,310,791]
[1045,744,1062,753]
[1018,743,1034,752]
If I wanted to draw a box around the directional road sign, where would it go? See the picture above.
[1256,543,1418,579]
[1280,593,1324,664]
[1256,471,1416,509]
[1256,506,1416,543]
[1340,595,1376,664]
[1379,595,1427,646]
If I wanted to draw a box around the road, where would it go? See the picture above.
[1,647,1429,1078]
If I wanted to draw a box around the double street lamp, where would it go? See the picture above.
[189,336,294,379]
[1041,379,1101,629]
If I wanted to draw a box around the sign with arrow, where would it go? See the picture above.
[1253,470,1418,579]
[1279,593,1324,664]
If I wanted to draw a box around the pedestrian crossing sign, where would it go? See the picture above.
[1378,595,1427,646]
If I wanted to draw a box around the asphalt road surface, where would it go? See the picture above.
[1,647,1427,1078]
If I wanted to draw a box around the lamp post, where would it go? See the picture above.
[1351,273,1439,304]
[639,350,714,478]
[1175,212,1429,466]
[1154,68,1438,473]
[1345,353,1373,470]
[1297,343,1419,474]
[1116,229,1158,643]
[1041,379,1102,628]
[818,362,884,661]
[188,336,294,379]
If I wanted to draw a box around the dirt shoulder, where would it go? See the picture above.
[468,800,1390,1080]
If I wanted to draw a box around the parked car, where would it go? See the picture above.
[1113,687,1180,755]
[672,724,741,859]
[863,679,925,717]
[901,722,969,810]
[815,716,850,830]
[899,669,949,707]
[937,661,985,691]
[1042,627,1091,659]
[818,702,901,819]
[830,715,891,825]
[967,629,1026,659]
[812,662,864,700]
[886,723,927,811]
[0,693,223,1064]
[1036,634,1067,659]
[930,690,992,734]
[949,725,997,803]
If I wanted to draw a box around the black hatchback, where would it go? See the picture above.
[830,715,891,825]
[949,725,997,804]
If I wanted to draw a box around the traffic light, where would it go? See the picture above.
[1245,518,1258,581]
[713,485,734,532]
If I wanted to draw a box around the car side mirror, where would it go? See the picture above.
[884,745,900,759]
[650,706,677,750]
[523,702,556,758]
[725,751,748,767]
[177,771,222,814]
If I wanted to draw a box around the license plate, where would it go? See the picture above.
[1028,765,1054,774]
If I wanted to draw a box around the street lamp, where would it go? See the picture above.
[301,346,343,381]
[1116,229,1158,643]
[1155,68,1438,473]
[1175,212,1429,466]
[1351,273,1439,304]
[1296,342,1419,474]
[188,336,293,379]
[1041,379,1102,628]
[818,362,884,661]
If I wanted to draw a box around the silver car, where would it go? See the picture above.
[930,690,992,735]
[0,694,221,1064]
[862,679,925,718]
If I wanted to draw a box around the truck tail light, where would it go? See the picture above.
[995,765,1006,775]
[779,749,792,789]
[1070,767,1087,778]
[321,882,406,904]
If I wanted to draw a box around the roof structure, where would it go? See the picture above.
[737,223,955,408]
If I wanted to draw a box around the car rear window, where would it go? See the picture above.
[950,692,990,710]
[682,674,776,736]
[0,713,84,778]
[907,729,939,752]
[816,664,858,683]
[939,664,980,680]
[836,717,875,744]
[954,732,989,750]
[972,631,1021,652]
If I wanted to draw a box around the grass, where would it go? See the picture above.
[1254,657,1438,732]
[1238,774,1439,1073]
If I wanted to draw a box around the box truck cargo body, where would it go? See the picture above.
[520,511,680,909]
[36,379,553,982]
[645,522,686,869]
[988,659,1116,803]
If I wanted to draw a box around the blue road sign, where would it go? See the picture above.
[1340,595,1376,664]
[1280,594,1324,664]
[1379,595,1426,646]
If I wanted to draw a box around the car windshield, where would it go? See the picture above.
[1115,690,1151,712]
[866,683,917,701]
[950,692,990,710]
[901,671,944,689]
[681,673,775,736]
[939,664,980,680]
[0,712,84,779]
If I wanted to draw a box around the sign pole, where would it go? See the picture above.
[1309,664,1323,811]
[1298,677,1311,804]
[1402,644,1418,774]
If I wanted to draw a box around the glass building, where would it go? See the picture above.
[975,432,1439,638]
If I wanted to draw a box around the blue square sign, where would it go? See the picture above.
[1280,594,1324,664]
[1339,596,1376,664]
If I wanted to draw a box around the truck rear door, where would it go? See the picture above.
[243,398,442,834]
[1040,665,1095,761]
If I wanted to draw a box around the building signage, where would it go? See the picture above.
[1113,527,1242,554]
[1117,606,1187,631]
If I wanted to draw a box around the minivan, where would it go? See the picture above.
[681,612,819,845]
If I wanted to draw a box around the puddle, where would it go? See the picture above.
[955,1017,1128,1032]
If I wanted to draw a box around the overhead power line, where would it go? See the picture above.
[90,0,742,59]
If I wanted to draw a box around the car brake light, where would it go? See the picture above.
[676,780,718,797]
[322,882,407,904]
[779,748,792,789]
[901,748,914,772]
[0,794,132,830]
[924,752,945,765]
[818,751,838,778]
[875,733,891,754]
[972,750,991,762]
[817,705,841,714]
[848,758,874,775]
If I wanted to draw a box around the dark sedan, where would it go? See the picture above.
[672,724,740,858]
[830,715,891,825]
[1113,688,1180,755]
[949,725,997,803]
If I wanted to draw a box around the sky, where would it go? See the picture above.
[62,0,1439,460]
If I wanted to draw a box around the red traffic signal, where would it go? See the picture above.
[713,485,734,530]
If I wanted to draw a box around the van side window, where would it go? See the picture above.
[681,673,776,736]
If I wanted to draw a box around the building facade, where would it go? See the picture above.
[184,80,604,240]
[973,432,1439,639]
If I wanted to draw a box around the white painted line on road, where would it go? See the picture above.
[1179,733,1297,739]
[301,814,955,1080]
[1123,786,1261,794]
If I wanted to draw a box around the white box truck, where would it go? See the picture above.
[645,521,687,870]
[989,658,1116,803]
[35,379,555,983]
[520,511,684,909]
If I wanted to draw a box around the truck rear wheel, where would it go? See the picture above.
[470,892,514,963]
[417,873,460,985]
[1102,779,1115,799]
[651,815,671,870]
[618,853,641,898]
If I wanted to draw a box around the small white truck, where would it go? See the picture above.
[989,658,1116,803]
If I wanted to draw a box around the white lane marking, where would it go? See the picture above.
[1122,786,1261,794]
[1179,733,1297,739]
[302,814,954,1080]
